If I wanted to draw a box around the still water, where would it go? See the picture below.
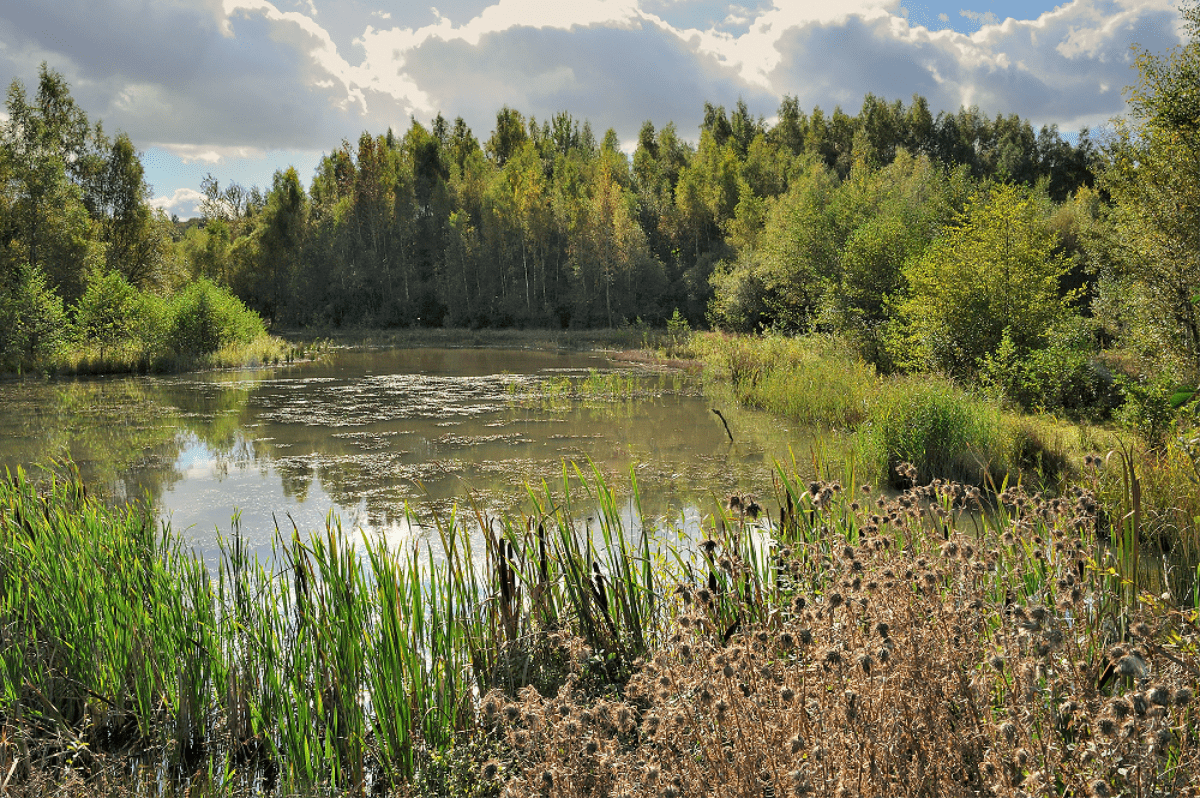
[0,347,827,558]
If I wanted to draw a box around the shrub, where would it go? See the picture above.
[0,262,68,372]
[1115,371,1182,449]
[979,319,1117,418]
[73,270,139,355]
[891,183,1075,378]
[167,278,266,356]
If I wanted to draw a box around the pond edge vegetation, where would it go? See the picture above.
[2,451,1200,797]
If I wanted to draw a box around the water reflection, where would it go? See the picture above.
[0,348,829,558]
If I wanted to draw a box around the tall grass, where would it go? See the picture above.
[856,374,1010,486]
[693,331,1070,488]
[691,333,876,428]
[3,456,1198,797]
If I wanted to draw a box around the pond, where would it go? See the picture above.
[0,347,830,559]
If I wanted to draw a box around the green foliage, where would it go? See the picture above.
[857,375,1009,486]
[978,318,1114,417]
[167,278,266,356]
[890,183,1074,377]
[0,262,68,372]
[1100,1,1200,369]
[1115,371,1183,449]
[73,269,139,353]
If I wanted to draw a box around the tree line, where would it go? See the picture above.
[183,92,1097,334]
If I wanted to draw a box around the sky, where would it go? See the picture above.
[0,0,1188,219]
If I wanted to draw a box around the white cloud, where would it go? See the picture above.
[763,0,1181,131]
[150,187,206,218]
[157,144,268,164]
[960,9,1001,27]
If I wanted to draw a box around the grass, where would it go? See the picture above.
[506,369,685,408]
[690,332,1078,489]
[3,452,1199,797]
[690,333,876,429]
[50,334,328,376]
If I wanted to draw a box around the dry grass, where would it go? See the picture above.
[474,476,1200,798]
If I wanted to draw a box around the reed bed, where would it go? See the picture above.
[2,458,1198,797]
[692,332,1076,489]
[55,335,324,376]
[691,333,876,429]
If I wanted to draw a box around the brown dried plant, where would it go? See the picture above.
[483,474,1200,798]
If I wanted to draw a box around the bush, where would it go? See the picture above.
[1115,371,1183,449]
[0,263,68,373]
[978,319,1117,418]
[167,278,266,356]
[74,270,139,354]
[891,183,1074,378]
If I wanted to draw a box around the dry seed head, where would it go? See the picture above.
[1097,717,1116,736]
[482,760,500,780]
[1149,685,1170,706]
[780,686,795,703]
[1175,687,1194,707]
[790,733,806,754]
